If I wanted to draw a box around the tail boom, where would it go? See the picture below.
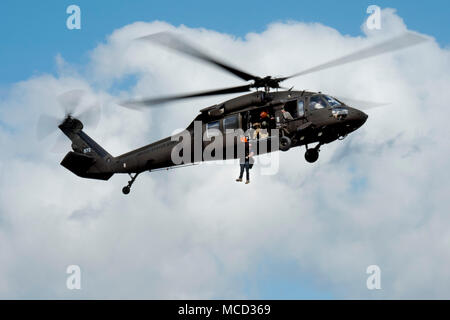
[59,117,113,180]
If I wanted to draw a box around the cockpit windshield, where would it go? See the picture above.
[310,94,342,109]
[322,95,341,107]
[309,95,327,109]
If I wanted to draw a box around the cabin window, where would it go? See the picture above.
[297,100,305,117]
[223,115,239,131]
[206,121,220,138]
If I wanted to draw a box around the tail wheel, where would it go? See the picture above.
[279,136,291,152]
[305,148,319,163]
[122,172,140,195]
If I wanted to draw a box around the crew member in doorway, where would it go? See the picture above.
[281,108,294,121]
[259,110,272,139]
[236,137,254,184]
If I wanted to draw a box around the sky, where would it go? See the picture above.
[1,0,450,85]
[1,1,450,299]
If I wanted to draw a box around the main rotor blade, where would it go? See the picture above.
[281,32,429,81]
[336,96,390,111]
[120,84,252,109]
[137,32,259,82]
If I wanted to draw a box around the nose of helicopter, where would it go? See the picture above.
[347,108,368,131]
[358,110,368,126]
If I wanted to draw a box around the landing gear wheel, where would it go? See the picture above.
[122,172,140,195]
[279,136,292,152]
[305,148,319,163]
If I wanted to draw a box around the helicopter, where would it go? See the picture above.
[47,31,427,194]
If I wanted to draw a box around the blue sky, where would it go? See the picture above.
[1,0,449,86]
[1,1,449,300]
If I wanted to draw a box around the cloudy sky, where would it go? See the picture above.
[1,1,450,299]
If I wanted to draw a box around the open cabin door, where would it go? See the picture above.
[203,113,242,160]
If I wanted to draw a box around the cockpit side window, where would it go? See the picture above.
[206,120,220,138]
[223,115,239,130]
[309,95,327,109]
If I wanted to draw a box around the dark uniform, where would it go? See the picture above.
[237,140,254,183]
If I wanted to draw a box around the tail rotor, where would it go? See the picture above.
[36,89,102,152]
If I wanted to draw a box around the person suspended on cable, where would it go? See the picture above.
[236,136,254,184]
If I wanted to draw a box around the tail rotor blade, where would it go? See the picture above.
[76,104,102,130]
[36,114,61,140]
[37,89,100,148]
[57,89,85,115]
[50,132,70,154]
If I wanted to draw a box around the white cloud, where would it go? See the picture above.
[1,8,450,298]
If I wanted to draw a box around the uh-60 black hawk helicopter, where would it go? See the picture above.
[46,31,427,194]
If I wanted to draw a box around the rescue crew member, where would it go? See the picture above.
[236,137,254,184]
[281,108,294,121]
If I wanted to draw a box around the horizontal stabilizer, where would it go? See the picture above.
[61,151,113,180]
